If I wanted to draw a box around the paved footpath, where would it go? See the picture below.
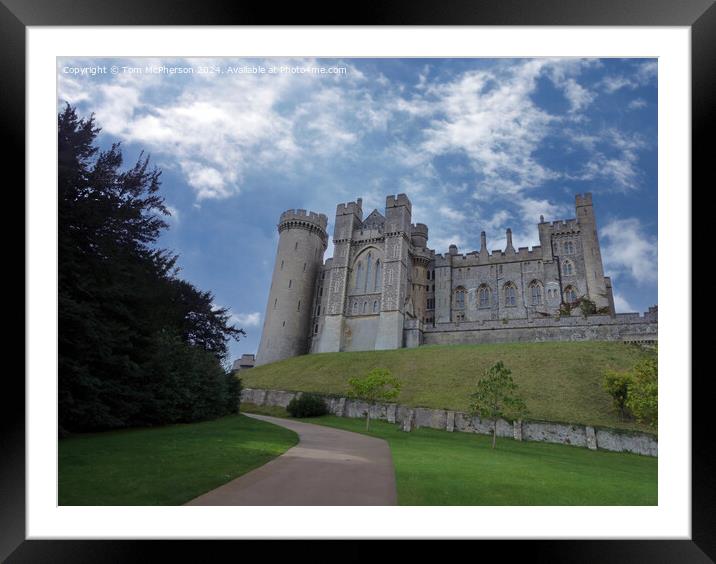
[185,413,397,505]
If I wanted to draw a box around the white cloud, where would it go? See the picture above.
[600,218,657,285]
[230,312,262,327]
[612,291,635,313]
[601,60,657,93]
[576,129,648,191]
[628,98,648,110]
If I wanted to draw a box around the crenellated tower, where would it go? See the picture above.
[314,198,364,353]
[575,192,611,312]
[255,209,328,365]
[375,194,412,349]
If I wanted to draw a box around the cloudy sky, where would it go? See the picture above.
[58,57,658,363]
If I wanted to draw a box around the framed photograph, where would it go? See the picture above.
[8,0,709,560]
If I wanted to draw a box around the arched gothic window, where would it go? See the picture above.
[562,260,574,276]
[365,252,372,292]
[355,262,363,290]
[478,285,491,308]
[529,281,543,305]
[564,241,575,254]
[564,286,578,303]
[455,288,466,309]
[504,282,517,307]
[375,260,382,291]
[373,300,379,313]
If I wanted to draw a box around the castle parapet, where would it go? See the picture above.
[336,198,363,220]
[386,193,412,212]
[279,208,329,230]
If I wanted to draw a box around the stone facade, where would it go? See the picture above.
[255,192,657,365]
[241,388,658,457]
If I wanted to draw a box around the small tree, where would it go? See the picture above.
[625,356,658,429]
[603,369,633,419]
[347,368,401,429]
[469,361,526,449]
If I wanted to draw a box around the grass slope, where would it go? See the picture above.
[242,405,657,505]
[59,414,298,505]
[242,341,654,432]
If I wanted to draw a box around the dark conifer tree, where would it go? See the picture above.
[58,105,244,432]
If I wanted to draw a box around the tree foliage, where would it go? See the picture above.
[603,370,632,419]
[347,368,401,428]
[468,361,527,448]
[624,356,658,428]
[58,104,244,433]
[602,349,657,428]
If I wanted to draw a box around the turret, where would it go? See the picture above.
[505,228,515,254]
[575,192,609,310]
[256,208,328,366]
[411,223,429,249]
[479,231,489,260]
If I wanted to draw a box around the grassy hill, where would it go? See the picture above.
[241,341,656,433]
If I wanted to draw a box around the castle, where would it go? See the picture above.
[255,193,657,366]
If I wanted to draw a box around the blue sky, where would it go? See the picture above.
[58,57,658,364]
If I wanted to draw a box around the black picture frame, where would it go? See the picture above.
[5,0,708,560]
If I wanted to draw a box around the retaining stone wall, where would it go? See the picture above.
[241,388,657,457]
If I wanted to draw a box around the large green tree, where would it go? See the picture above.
[58,104,244,432]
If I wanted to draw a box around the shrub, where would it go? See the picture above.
[603,370,633,419]
[625,356,657,428]
[286,393,328,418]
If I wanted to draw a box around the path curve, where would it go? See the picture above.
[185,414,397,505]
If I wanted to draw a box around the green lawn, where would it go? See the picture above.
[242,341,655,433]
[58,414,298,505]
[242,404,657,505]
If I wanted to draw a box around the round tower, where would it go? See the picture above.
[255,209,328,366]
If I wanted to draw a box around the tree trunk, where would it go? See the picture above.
[492,420,497,449]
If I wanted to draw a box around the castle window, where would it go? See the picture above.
[564,241,575,254]
[478,285,491,308]
[375,260,382,291]
[319,287,323,297]
[564,286,578,303]
[295,241,299,250]
[355,261,363,290]
[274,298,277,309]
[314,324,319,334]
[373,300,379,313]
[288,279,292,288]
[282,320,286,327]
[297,300,301,311]
[303,262,307,272]
[504,283,517,307]
[280,260,284,270]
[316,305,321,316]
[455,288,466,310]
[365,252,372,292]
[529,281,543,305]
[353,302,358,314]
[562,260,574,276]
[363,301,367,313]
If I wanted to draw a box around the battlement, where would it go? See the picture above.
[279,209,328,230]
[411,223,429,235]
[575,192,593,207]
[550,218,579,232]
[386,193,412,211]
[336,198,363,219]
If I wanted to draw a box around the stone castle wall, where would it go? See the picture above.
[241,387,658,457]
[413,312,657,347]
